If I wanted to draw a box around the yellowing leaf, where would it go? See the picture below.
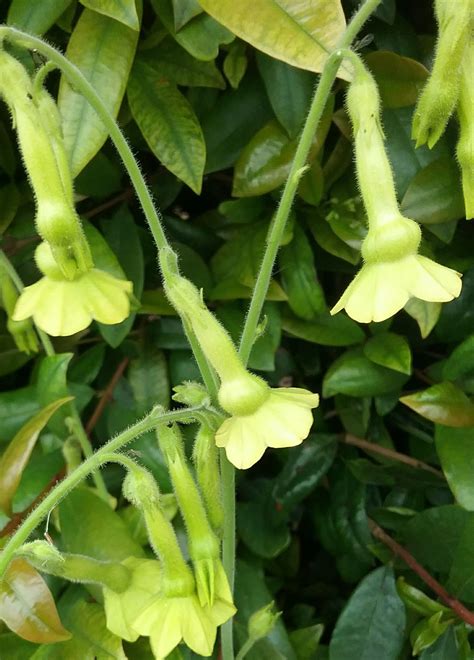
[59,8,139,176]
[0,397,73,515]
[0,559,71,643]
[400,382,474,427]
[197,0,349,78]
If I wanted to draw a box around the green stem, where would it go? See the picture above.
[0,27,168,252]
[0,405,201,577]
[235,637,256,660]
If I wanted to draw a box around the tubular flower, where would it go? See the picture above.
[159,247,319,469]
[12,242,132,336]
[456,37,474,219]
[330,57,462,324]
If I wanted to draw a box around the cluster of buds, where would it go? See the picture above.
[412,0,473,218]
[0,49,132,336]
[160,247,319,469]
[330,55,462,323]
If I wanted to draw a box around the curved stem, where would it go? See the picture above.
[0,405,201,577]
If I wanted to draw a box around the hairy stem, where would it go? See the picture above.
[0,406,201,577]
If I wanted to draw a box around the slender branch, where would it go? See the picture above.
[369,519,474,627]
[343,434,444,478]
[85,357,130,435]
[0,405,202,577]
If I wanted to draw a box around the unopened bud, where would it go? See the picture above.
[248,601,281,641]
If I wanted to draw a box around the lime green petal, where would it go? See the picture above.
[12,279,48,322]
[215,417,267,469]
[181,597,217,657]
[262,399,314,448]
[209,563,236,626]
[148,600,183,658]
[79,269,132,325]
[272,388,319,409]
[409,256,462,302]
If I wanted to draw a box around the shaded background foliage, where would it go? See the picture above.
[0,0,473,658]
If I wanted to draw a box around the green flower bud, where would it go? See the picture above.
[412,0,471,148]
[172,381,211,407]
[248,601,281,641]
[17,540,132,592]
[193,423,224,535]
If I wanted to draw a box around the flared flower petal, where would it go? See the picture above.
[13,268,132,336]
[331,255,462,324]
[215,388,319,469]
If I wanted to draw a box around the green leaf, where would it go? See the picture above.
[0,559,71,644]
[282,312,365,347]
[443,334,474,381]
[0,334,31,378]
[36,353,74,436]
[323,349,409,398]
[238,479,291,559]
[446,514,474,601]
[7,0,73,35]
[419,627,459,660]
[435,268,474,343]
[58,8,139,176]
[307,213,360,265]
[256,53,315,138]
[329,566,406,660]
[400,382,474,427]
[404,299,442,339]
[0,397,72,515]
[279,223,326,319]
[12,449,64,514]
[365,51,428,108]
[0,387,40,443]
[233,120,295,197]
[198,0,349,78]
[223,41,248,89]
[152,0,234,60]
[33,593,126,659]
[128,60,205,193]
[401,157,465,225]
[435,426,474,511]
[129,346,170,413]
[80,0,140,30]
[140,39,225,88]
[364,332,412,375]
[0,183,20,235]
[59,488,144,561]
[171,0,203,30]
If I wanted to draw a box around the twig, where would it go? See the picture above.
[0,469,64,538]
[369,519,474,627]
[85,357,130,435]
[344,434,444,478]
[83,188,134,219]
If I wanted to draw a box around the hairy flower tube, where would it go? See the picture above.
[411,0,471,149]
[122,464,234,657]
[456,37,474,219]
[12,242,132,336]
[330,57,462,324]
[159,247,319,469]
[0,50,92,278]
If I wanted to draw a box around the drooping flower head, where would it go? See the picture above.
[159,247,319,469]
[13,242,132,336]
[330,55,462,324]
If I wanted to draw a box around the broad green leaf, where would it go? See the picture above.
[403,505,471,573]
[282,312,364,347]
[435,268,474,343]
[447,514,474,600]
[323,349,409,398]
[0,397,72,515]
[0,633,37,659]
[129,347,170,413]
[12,449,64,514]
[435,426,474,511]
[198,0,349,78]
[59,8,139,176]
[279,223,326,319]
[69,345,106,385]
[0,386,40,443]
[400,382,474,427]
[0,334,31,378]
[233,120,295,197]
[365,51,428,108]
[419,627,459,660]
[234,559,297,660]
[443,334,474,381]
[99,206,144,347]
[128,60,205,193]
[171,0,202,30]
[401,157,465,225]
[307,213,360,265]
[298,160,325,206]
[141,39,225,88]
[59,487,144,561]
[152,0,234,60]
[364,332,412,375]
[404,299,442,339]
[32,594,126,659]
[80,0,140,30]
[223,41,248,89]
[329,566,406,660]
[0,559,71,643]
[238,479,291,558]
[256,53,315,138]
[290,625,324,660]
[0,183,20,234]
[36,353,73,436]
[7,0,73,35]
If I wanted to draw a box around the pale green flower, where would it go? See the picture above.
[216,386,319,470]
[330,254,462,324]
